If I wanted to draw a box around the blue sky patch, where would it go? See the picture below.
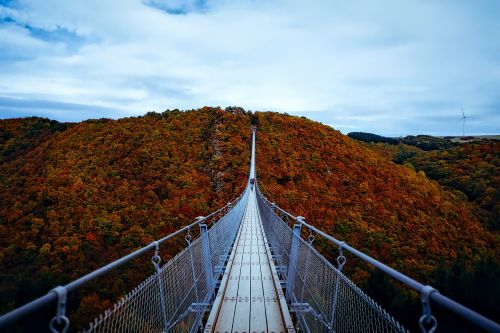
[27,25,83,45]
[0,0,16,8]
[144,0,208,15]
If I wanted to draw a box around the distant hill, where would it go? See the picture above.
[442,135,500,143]
[347,131,399,145]
[348,131,458,150]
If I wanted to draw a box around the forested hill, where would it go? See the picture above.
[0,107,252,325]
[255,112,496,275]
[0,108,498,331]
[254,112,499,329]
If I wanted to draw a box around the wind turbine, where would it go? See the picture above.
[460,105,467,137]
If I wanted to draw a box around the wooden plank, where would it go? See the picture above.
[232,224,251,332]
[213,243,243,331]
[205,221,244,333]
[264,296,286,333]
[250,229,267,333]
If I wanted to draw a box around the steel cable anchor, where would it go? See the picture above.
[48,286,69,333]
[307,225,315,244]
[185,227,192,244]
[151,240,161,268]
[419,285,438,333]
[308,233,315,244]
[337,242,347,271]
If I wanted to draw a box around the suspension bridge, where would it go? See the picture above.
[0,130,499,333]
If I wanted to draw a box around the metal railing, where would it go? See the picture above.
[0,186,250,333]
[256,186,407,333]
[255,185,500,333]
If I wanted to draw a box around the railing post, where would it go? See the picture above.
[300,227,313,303]
[286,222,302,302]
[199,222,214,301]
[185,228,199,304]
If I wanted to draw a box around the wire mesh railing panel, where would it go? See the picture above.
[84,188,249,333]
[85,237,206,333]
[256,189,407,333]
[256,194,292,275]
[208,216,226,272]
[85,272,164,332]
[208,191,248,280]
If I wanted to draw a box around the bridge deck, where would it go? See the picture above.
[204,189,294,333]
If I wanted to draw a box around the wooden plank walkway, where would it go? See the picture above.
[204,189,295,333]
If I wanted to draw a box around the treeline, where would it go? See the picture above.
[347,131,399,145]
[348,131,458,150]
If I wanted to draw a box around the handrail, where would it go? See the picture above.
[0,187,249,329]
[256,185,500,333]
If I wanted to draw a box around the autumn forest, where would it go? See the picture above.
[0,108,498,332]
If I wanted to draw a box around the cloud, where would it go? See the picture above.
[0,96,131,121]
[0,0,499,135]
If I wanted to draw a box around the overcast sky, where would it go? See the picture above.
[0,0,499,136]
